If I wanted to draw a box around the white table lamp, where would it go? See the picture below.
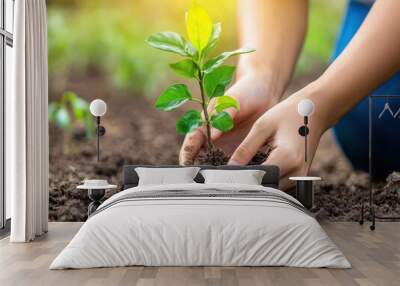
[297,99,315,162]
[90,99,107,161]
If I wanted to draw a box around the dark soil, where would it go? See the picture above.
[49,74,181,221]
[309,133,400,221]
[196,148,229,165]
[313,172,400,221]
[196,148,271,166]
[49,73,400,222]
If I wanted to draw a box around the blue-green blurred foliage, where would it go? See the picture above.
[49,91,95,139]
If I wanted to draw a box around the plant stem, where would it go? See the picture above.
[198,71,213,150]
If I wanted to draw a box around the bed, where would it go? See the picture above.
[50,165,350,269]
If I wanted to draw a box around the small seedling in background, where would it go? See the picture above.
[146,3,254,150]
[49,91,95,141]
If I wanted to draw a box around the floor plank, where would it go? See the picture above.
[0,222,399,286]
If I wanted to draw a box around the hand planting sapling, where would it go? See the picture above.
[146,3,254,164]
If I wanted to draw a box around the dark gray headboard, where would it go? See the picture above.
[123,165,280,189]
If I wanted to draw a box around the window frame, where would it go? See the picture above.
[0,0,14,234]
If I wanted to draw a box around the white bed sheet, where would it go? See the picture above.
[50,183,350,269]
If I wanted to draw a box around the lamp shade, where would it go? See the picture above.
[297,99,314,117]
[90,99,107,117]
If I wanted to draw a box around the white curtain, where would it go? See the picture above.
[7,0,49,242]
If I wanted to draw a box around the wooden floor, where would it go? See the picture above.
[0,222,399,286]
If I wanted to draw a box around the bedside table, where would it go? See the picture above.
[77,181,117,216]
[289,177,321,210]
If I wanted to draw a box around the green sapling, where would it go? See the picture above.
[146,3,255,150]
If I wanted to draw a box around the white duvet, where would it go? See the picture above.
[50,183,350,269]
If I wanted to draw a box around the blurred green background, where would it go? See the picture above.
[47,0,346,97]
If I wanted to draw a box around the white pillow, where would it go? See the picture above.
[135,167,200,186]
[200,169,266,185]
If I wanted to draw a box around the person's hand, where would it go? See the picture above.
[179,71,282,165]
[228,90,327,190]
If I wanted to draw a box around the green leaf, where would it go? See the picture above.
[71,97,89,120]
[184,42,197,58]
[84,113,95,139]
[215,96,240,112]
[62,91,77,102]
[204,47,255,73]
[64,91,89,120]
[155,84,192,111]
[202,23,221,57]
[55,107,71,129]
[48,102,59,122]
[186,3,213,53]
[146,32,194,57]
[210,111,233,132]
[169,59,197,78]
[204,65,236,99]
[176,110,202,134]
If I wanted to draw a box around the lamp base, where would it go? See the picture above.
[87,189,106,216]
[296,180,313,209]
[289,177,321,210]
